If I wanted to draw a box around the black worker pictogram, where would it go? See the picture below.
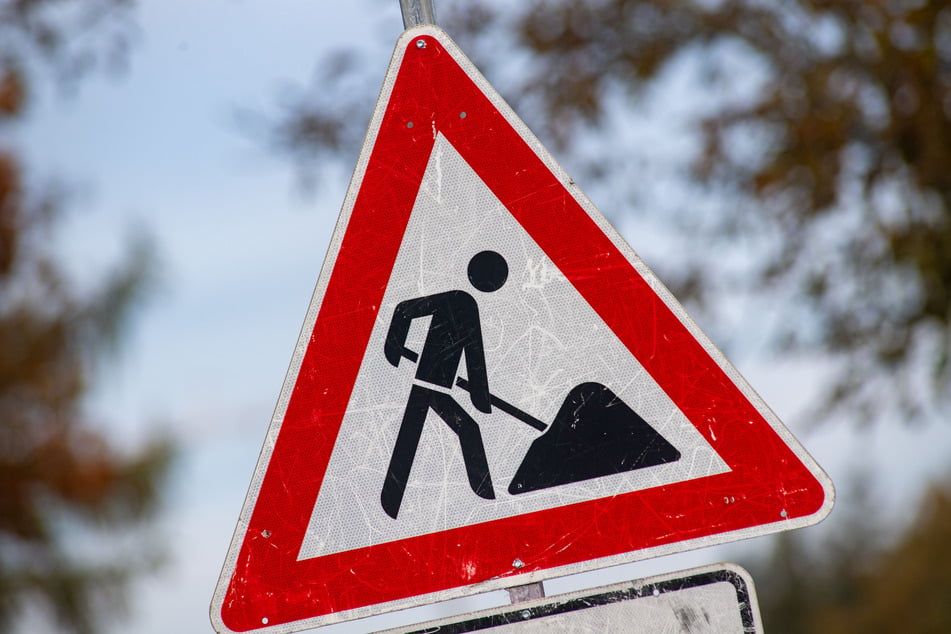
[380,250,681,519]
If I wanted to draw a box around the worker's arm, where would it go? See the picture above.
[384,298,420,367]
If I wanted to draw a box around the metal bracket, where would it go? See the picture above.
[507,581,546,603]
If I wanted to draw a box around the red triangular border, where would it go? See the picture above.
[213,26,832,633]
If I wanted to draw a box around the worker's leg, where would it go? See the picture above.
[381,385,430,519]
[430,392,495,500]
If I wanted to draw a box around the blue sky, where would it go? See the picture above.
[15,1,951,632]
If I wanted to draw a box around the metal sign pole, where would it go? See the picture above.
[401,0,540,607]
[401,3,539,608]
[402,0,546,607]
[400,0,436,28]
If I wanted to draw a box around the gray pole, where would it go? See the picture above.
[400,0,437,28]
[400,0,547,610]
[399,0,544,606]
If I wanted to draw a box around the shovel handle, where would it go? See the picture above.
[400,346,547,432]
[455,377,548,432]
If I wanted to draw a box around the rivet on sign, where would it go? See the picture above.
[652,588,660,597]
[520,609,532,619]
[407,121,414,128]
[512,558,525,569]
[780,509,788,518]
[261,529,271,538]
[416,39,427,49]
[262,617,269,625]
[460,112,467,119]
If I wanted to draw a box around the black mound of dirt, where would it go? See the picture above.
[508,382,681,495]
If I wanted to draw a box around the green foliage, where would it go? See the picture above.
[1,1,173,632]
[463,0,951,424]
[273,0,951,423]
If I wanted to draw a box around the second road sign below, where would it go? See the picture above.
[381,564,763,633]
[212,25,834,634]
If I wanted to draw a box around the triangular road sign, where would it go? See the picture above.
[212,25,833,633]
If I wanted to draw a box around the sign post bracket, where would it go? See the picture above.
[507,581,545,604]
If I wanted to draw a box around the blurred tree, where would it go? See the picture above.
[271,0,951,425]
[748,475,951,633]
[1,1,172,633]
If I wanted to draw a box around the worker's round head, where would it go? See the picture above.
[467,250,508,292]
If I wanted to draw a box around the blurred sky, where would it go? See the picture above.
[15,0,951,632]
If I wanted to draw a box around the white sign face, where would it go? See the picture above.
[380,564,762,633]
[298,135,729,560]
